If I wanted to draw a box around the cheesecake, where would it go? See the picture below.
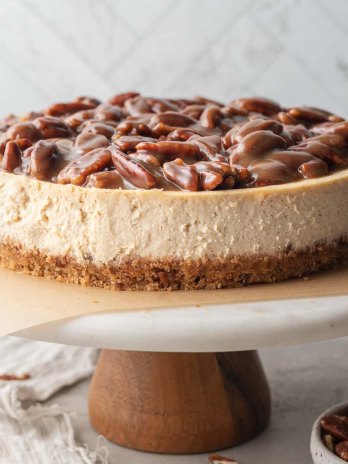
[0,93,347,290]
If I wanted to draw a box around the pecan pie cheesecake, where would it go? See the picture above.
[0,93,347,290]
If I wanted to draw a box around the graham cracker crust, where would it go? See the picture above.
[0,240,347,290]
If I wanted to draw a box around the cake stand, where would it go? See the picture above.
[12,267,348,455]
[4,260,348,453]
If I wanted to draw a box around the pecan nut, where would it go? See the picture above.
[108,92,140,107]
[95,103,123,122]
[45,101,96,117]
[1,141,22,172]
[336,441,348,461]
[34,117,72,139]
[298,159,328,178]
[230,130,287,166]
[30,140,57,180]
[231,97,281,116]
[321,415,348,441]
[199,105,223,129]
[136,141,201,162]
[163,158,199,191]
[111,147,157,189]
[113,136,157,153]
[87,170,124,189]
[7,122,41,142]
[81,122,115,139]
[75,132,109,155]
[58,148,112,186]
[288,106,330,123]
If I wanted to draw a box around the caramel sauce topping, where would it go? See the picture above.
[0,94,347,191]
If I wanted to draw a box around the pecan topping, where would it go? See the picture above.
[208,454,238,463]
[7,122,41,142]
[75,132,109,155]
[288,106,331,123]
[108,92,140,107]
[136,141,201,162]
[58,148,112,186]
[46,101,96,117]
[95,103,123,122]
[113,136,157,153]
[163,159,199,191]
[30,141,57,180]
[34,117,72,139]
[87,170,124,189]
[231,97,281,115]
[1,141,22,172]
[111,147,157,189]
[0,93,347,190]
[81,122,115,139]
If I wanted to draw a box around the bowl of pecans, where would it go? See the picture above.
[311,401,348,463]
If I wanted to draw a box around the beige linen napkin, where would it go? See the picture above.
[0,337,106,464]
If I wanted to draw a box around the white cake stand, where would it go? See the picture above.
[13,272,348,454]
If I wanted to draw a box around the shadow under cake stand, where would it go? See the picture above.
[14,273,348,454]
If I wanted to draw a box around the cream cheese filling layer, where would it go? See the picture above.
[0,170,347,264]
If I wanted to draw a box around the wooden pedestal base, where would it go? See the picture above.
[88,350,271,454]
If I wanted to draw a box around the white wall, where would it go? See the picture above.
[0,0,347,116]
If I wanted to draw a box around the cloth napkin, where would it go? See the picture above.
[0,336,107,464]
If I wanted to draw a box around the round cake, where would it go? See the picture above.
[0,93,347,290]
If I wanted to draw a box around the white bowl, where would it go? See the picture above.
[311,400,348,463]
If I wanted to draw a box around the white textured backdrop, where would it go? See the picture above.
[0,0,347,116]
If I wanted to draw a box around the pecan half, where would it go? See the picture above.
[321,415,348,441]
[7,122,41,142]
[13,138,32,151]
[336,441,348,461]
[108,92,140,107]
[30,140,57,180]
[34,117,72,139]
[1,141,22,172]
[65,110,96,130]
[58,148,112,186]
[115,120,152,137]
[190,135,223,160]
[288,106,330,123]
[150,112,195,128]
[87,170,124,189]
[95,103,123,122]
[199,105,223,129]
[298,159,328,178]
[75,132,108,155]
[45,101,95,117]
[231,97,281,116]
[82,122,115,139]
[231,130,287,166]
[125,96,152,116]
[136,141,201,162]
[277,111,298,125]
[111,147,157,189]
[114,136,157,153]
[163,159,199,191]
[293,141,347,166]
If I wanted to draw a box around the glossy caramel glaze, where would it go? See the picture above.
[0,94,347,191]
